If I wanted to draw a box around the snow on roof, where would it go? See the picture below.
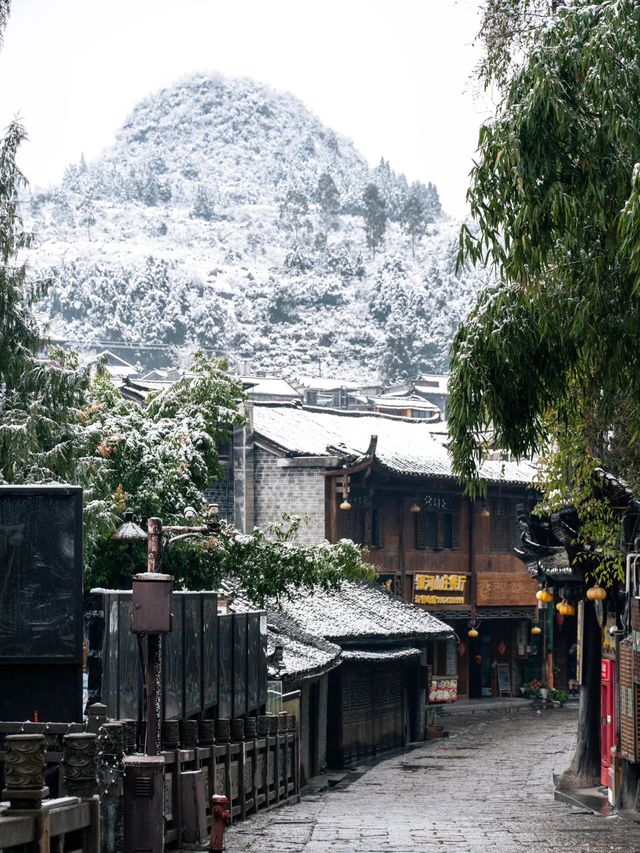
[267,609,341,681]
[281,581,453,644]
[252,403,535,485]
[295,376,367,392]
[341,647,421,662]
[240,376,301,399]
[415,373,449,393]
[370,394,440,414]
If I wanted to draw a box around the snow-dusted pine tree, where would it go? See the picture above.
[362,183,386,255]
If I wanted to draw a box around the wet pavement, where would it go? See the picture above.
[224,706,640,852]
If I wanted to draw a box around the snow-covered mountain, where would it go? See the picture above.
[25,73,487,381]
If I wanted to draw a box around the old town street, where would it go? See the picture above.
[224,707,640,852]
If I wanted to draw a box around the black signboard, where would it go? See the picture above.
[233,613,248,718]
[0,486,83,722]
[202,594,218,708]
[217,615,232,719]
[184,595,202,717]
[0,487,83,661]
[247,612,260,712]
[164,594,184,720]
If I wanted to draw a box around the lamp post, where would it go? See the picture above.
[113,506,219,853]
[112,506,220,757]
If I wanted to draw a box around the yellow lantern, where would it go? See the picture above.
[531,625,542,635]
[468,627,479,638]
[339,499,351,511]
[563,603,576,616]
[586,585,607,602]
[536,588,553,603]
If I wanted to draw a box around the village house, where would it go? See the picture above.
[278,581,452,767]
[229,578,451,780]
[230,401,540,701]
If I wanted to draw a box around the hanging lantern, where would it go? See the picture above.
[479,502,491,519]
[409,499,422,513]
[337,469,351,511]
[556,599,575,616]
[536,588,553,603]
[531,625,542,636]
[586,584,607,602]
[468,626,479,638]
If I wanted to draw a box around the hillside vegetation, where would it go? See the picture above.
[25,74,488,380]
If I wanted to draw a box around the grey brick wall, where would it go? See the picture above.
[253,448,326,545]
[204,466,234,523]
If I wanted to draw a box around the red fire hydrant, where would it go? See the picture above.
[209,794,231,851]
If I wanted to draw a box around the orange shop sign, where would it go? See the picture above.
[414,573,470,606]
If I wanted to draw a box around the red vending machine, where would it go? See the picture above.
[601,658,617,787]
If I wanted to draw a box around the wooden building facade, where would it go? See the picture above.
[326,465,538,699]
[236,402,541,702]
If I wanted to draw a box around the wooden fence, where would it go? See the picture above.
[0,714,299,852]
[163,731,299,848]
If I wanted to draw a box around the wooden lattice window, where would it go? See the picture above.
[340,492,382,549]
[415,495,459,550]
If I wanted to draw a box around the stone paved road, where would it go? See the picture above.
[224,707,640,852]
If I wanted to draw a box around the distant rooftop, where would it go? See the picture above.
[295,376,377,392]
[239,376,301,400]
[252,402,535,485]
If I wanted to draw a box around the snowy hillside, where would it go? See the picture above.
[25,74,488,380]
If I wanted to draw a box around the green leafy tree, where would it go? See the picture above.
[475,0,557,91]
[362,183,386,255]
[97,514,374,606]
[449,0,640,792]
[0,120,40,388]
[0,127,92,488]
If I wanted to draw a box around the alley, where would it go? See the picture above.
[224,707,640,853]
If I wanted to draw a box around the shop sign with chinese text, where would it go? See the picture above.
[429,677,458,703]
[414,573,470,607]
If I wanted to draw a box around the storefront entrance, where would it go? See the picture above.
[469,632,493,698]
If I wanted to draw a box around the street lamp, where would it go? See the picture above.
[112,506,221,757]
[116,506,220,853]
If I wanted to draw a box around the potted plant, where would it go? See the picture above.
[550,688,568,707]
[522,679,542,698]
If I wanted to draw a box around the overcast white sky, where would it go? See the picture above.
[0,0,490,218]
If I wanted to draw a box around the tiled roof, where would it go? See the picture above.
[341,647,421,662]
[252,403,535,485]
[281,581,453,644]
[267,609,341,681]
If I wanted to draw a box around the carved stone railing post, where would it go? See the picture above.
[63,733,98,798]
[1,734,49,810]
[86,702,108,735]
